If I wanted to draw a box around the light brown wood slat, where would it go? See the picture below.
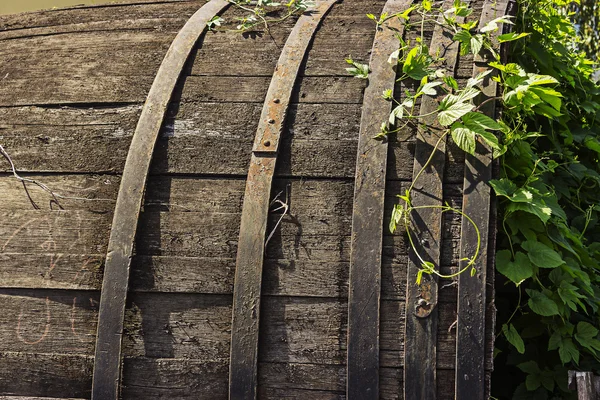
[403,1,464,398]
[346,0,412,398]
[228,2,338,398]
[454,1,510,398]
[90,0,230,398]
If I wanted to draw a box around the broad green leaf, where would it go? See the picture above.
[527,289,560,316]
[421,81,443,96]
[402,45,431,80]
[496,250,533,285]
[498,32,531,42]
[451,125,476,155]
[521,240,564,269]
[489,178,517,197]
[525,374,541,391]
[467,69,493,88]
[462,112,503,131]
[507,202,552,224]
[548,331,562,351]
[389,105,404,124]
[526,74,559,86]
[480,15,514,33]
[575,322,599,347]
[443,76,459,91]
[471,34,484,55]
[477,130,501,150]
[511,188,534,203]
[558,339,580,365]
[438,102,474,126]
[504,324,525,354]
[517,360,540,374]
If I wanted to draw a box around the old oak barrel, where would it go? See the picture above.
[0,0,509,398]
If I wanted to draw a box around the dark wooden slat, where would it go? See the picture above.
[228,2,338,399]
[346,0,412,398]
[454,1,509,398]
[569,371,598,400]
[90,1,230,398]
[404,1,463,398]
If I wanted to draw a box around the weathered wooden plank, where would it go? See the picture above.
[0,291,469,368]
[0,210,110,254]
[0,352,93,398]
[454,1,506,398]
[0,25,376,79]
[0,174,119,212]
[0,352,481,400]
[0,290,99,355]
[404,0,463,398]
[0,75,364,107]
[0,0,382,35]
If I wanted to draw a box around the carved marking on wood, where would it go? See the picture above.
[16,296,50,345]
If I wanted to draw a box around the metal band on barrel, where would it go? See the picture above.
[229,2,338,399]
[91,1,229,398]
[404,1,463,398]
[455,1,512,398]
[346,1,412,398]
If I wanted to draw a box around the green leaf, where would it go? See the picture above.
[470,34,484,55]
[438,102,474,126]
[496,250,534,285]
[517,361,540,374]
[507,202,552,224]
[527,289,560,316]
[575,322,599,349]
[453,30,472,55]
[389,105,404,124]
[521,240,564,269]
[443,76,459,91]
[504,324,525,354]
[345,58,370,79]
[525,374,541,391]
[451,125,476,155]
[462,112,502,131]
[421,81,443,96]
[489,179,517,197]
[558,339,580,365]
[498,32,531,42]
[402,46,431,80]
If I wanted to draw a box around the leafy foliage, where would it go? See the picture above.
[491,0,600,398]
[206,0,314,32]
[352,0,600,398]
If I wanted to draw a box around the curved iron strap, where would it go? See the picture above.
[455,1,513,398]
[91,1,229,398]
[229,1,338,399]
[346,1,412,399]
[403,0,463,398]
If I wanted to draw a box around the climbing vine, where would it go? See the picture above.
[352,0,600,398]
[207,0,314,32]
